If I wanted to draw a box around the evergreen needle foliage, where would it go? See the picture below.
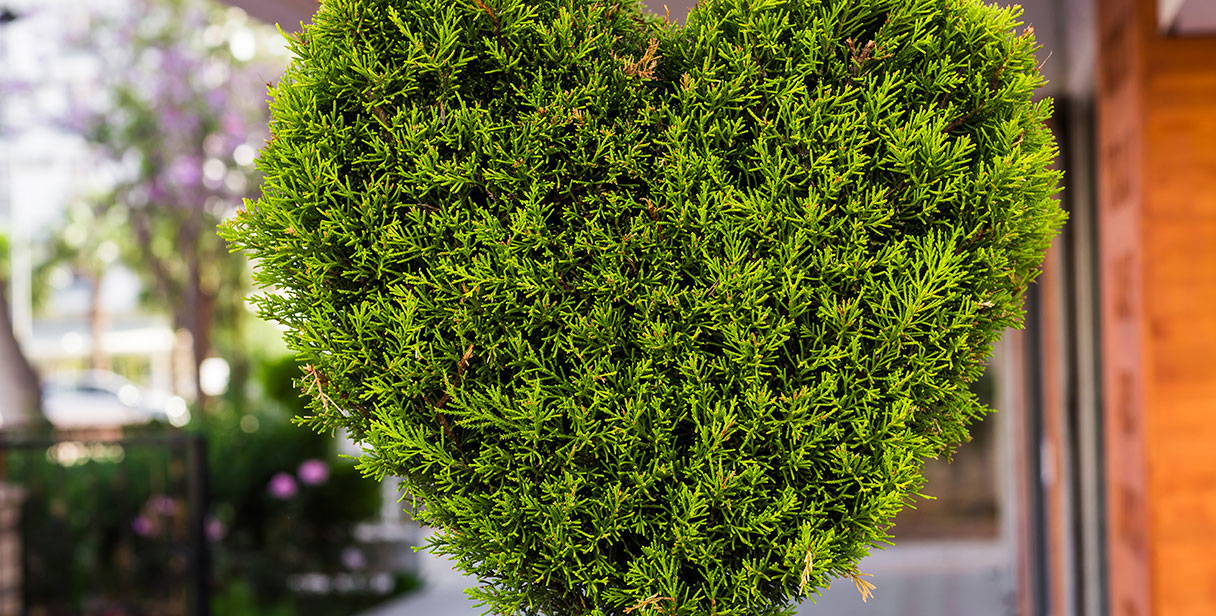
[221,0,1064,613]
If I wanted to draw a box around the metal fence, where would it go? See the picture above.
[0,431,209,616]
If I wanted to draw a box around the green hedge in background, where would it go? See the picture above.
[222,0,1064,613]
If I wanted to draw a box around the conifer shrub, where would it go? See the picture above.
[222,0,1064,613]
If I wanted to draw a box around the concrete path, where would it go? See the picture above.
[359,535,1015,616]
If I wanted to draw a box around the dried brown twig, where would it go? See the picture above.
[624,594,674,614]
[848,570,876,603]
[798,548,815,595]
[301,364,335,414]
[619,38,659,79]
[471,0,498,29]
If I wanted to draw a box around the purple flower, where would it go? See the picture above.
[268,472,298,500]
[148,494,177,516]
[60,100,95,134]
[205,516,226,542]
[146,181,167,204]
[159,106,201,138]
[0,79,34,96]
[131,515,154,537]
[341,547,367,570]
[297,459,330,486]
[221,113,246,141]
[167,155,202,188]
[205,88,227,110]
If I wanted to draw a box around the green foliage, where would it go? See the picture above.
[30,200,125,311]
[0,231,8,286]
[215,580,294,616]
[10,373,387,615]
[222,0,1065,614]
[11,424,192,612]
[204,354,386,614]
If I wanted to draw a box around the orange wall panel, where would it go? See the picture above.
[1130,0,1216,614]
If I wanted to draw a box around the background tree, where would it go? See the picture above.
[69,0,284,405]
[1,8,41,427]
[0,231,43,426]
[32,200,128,372]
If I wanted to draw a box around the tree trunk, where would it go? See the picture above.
[0,282,42,428]
[87,271,109,372]
[180,251,215,410]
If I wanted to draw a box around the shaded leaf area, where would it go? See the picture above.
[222,0,1064,614]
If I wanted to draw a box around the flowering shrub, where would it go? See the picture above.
[62,0,283,400]
[9,377,386,615]
[267,472,300,499]
[298,459,331,485]
[204,354,388,614]
[224,0,1065,614]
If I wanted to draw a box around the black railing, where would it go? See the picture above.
[0,431,209,616]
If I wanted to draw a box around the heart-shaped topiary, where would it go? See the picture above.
[222,0,1063,613]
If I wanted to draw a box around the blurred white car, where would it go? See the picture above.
[41,371,190,428]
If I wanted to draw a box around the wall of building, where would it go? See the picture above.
[1099,0,1216,615]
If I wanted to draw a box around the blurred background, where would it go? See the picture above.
[0,0,1211,615]
[0,1,421,614]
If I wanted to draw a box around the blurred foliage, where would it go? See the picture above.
[7,1,415,613]
[7,353,401,615]
[204,354,384,614]
[30,200,127,313]
[11,424,191,614]
[0,231,8,282]
[214,580,293,616]
[61,0,285,401]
